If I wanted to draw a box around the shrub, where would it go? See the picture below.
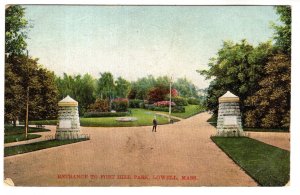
[154,101,176,107]
[83,112,128,118]
[172,106,185,113]
[171,89,179,97]
[147,86,169,103]
[187,98,200,105]
[171,96,188,106]
[111,98,129,112]
[129,99,143,108]
[88,99,110,112]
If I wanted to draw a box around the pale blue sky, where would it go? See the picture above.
[24,5,279,89]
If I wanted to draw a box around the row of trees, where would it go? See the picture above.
[5,5,202,122]
[55,72,201,115]
[200,6,291,129]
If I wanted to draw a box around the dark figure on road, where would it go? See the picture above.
[152,118,157,132]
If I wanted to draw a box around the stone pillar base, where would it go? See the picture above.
[216,130,245,137]
[55,131,88,140]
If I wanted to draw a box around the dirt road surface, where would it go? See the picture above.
[4,112,257,186]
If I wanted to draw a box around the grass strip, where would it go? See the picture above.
[4,138,89,157]
[5,134,41,143]
[211,136,290,186]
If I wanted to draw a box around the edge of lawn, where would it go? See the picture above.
[210,136,261,186]
[4,138,90,157]
[211,136,290,186]
[5,133,42,144]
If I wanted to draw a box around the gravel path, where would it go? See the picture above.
[246,131,290,151]
[4,112,257,186]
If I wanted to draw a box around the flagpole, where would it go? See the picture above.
[169,76,172,123]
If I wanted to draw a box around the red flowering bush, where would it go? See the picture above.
[171,89,179,97]
[153,101,176,107]
[111,98,129,112]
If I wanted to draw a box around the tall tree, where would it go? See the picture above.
[272,6,291,55]
[5,55,58,123]
[130,75,156,100]
[56,73,96,115]
[173,77,199,98]
[199,40,273,114]
[244,53,290,128]
[115,77,131,98]
[244,6,291,128]
[96,72,115,100]
[5,5,29,56]
[4,58,23,125]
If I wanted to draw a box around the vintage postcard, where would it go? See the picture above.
[3,1,294,189]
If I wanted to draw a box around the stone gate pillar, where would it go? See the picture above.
[217,91,244,137]
[55,95,82,140]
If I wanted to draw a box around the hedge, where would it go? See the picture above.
[83,112,128,118]
[187,98,200,105]
[148,106,185,113]
[171,96,188,106]
[129,99,144,108]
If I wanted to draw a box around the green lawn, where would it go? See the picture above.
[5,133,42,144]
[4,138,89,157]
[244,127,289,132]
[4,125,50,143]
[29,109,172,127]
[157,105,205,119]
[4,125,50,135]
[172,105,205,119]
[211,136,290,186]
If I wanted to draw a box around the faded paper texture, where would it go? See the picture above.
[4,4,290,187]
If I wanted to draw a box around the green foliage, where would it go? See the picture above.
[5,55,58,122]
[154,105,204,119]
[129,75,157,100]
[173,77,199,98]
[199,40,274,116]
[187,97,200,105]
[56,73,96,115]
[147,86,169,103]
[111,98,129,112]
[272,6,291,55]
[115,76,131,98]
[5,5,29,56]
[96,72,115,100]
[4,59,23,124]
[244,53,290,128]
[212,137,290,186]
[171,96,188,106]
[129,99,144,108]
[83,112,128,118]
[87,98,110,112]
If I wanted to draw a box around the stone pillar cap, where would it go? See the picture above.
[219,91,239,103]
[58,95,78,107]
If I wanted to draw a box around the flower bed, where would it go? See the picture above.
[153,101,176,107]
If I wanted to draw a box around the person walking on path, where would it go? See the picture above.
[152,117,158,132]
